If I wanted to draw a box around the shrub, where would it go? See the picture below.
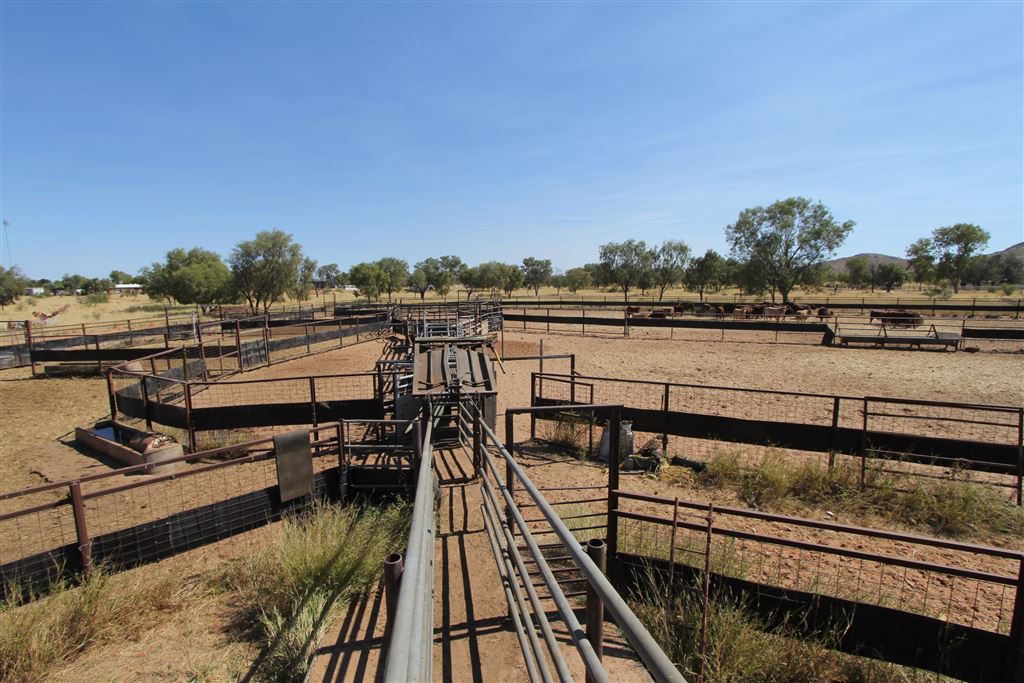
[82,293,108,306]
[539,412,591,456]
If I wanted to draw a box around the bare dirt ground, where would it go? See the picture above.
[495,331,1024,420]
[3,317,1023,681]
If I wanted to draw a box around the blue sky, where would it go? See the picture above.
[1,1,1021,279]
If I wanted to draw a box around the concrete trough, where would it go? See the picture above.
[74,420,183,474]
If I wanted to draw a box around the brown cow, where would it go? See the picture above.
[816,307,833,321]
[870,309,923,328]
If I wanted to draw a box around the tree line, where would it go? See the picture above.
[1,197,1019,310]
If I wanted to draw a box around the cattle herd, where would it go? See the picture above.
[625,302,835,322]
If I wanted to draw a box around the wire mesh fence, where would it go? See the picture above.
[501,307,1024,351]
[0,419,416,601]
[533,372,1024,503]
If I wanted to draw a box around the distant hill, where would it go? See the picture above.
[990,241,1024,259]
[827,253,907,274]
[827,242,1023,274]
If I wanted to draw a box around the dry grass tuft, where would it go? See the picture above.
[213,501,409,682]
[0,566,188,683]
[696,450,1024,539]
[631,574,921,682]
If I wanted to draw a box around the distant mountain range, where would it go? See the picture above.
[827,242,1023,274]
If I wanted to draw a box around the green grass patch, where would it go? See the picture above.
[693,451,1024,539]
[212,501,409,682]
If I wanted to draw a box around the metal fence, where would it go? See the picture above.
[0,424,344,599]
[499,295,1024,316]
[532,372,1024,504]
[612,490,1024,682]
[505,404,1024,682]
[502,307,1024,350]
[479,402,687,683]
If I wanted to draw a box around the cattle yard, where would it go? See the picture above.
[1,299,1023,682]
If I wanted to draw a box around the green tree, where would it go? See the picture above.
[726,197,854,304]
[905,239,936,290]
[348,262,385,301]
[652,240,690,300]
[874,263,907,292]
[599,240,655,301]
[0,266,27,308]
[173,259,234,311]
[141,248,233,309]
[684,250,724,302]
[549,273,566,294]
[109,270,133,285]
[564,267,592,293]
[438,255,467,283]
[844,256,871,290]
[316,263,342,289]
[583,262,612,289]
[375,258,409,302]
[521,257,553,295]
[292,257,318,301]
[498,263,524,296]
[932,224,990,293]
[407,268,430,299]
[459,266,483,297]
[230,230,305,313]
[412,257,455,299]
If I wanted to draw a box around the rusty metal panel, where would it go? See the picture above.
[274,429,313,502]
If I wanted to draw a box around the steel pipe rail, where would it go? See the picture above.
[481,407,687,683]
[382,417,437,683]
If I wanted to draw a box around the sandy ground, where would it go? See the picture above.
[3,317,1023,681]
[495,331,1024,412]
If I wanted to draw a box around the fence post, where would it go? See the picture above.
[305,324,311,355]
[309,377,318,427]
[662,384,670,457]
[181,346,189,381]
[582,307,586,336]
[106,369,117,421]
[1006,558,1024,683]
[860,397,869,488]
[1017,409,1023,508]
[164,307,171,337]
[383,552,404,646]
[829,396,841,472]
[94,335,102,372]
[338,320,344,347]
[538,339,544,406]
[606,407,620,559]
[24,321,36,377]
[141,376,153,431]
[473,406,482,475]
[69,481,92,576]
[504,412,516,528]
[530,373,537,440]
[235,320,243,371]
[698,504,714,683]
[584,538,607,683]
[184,383,196,452]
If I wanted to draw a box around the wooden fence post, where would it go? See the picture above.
[69,482,92,576]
